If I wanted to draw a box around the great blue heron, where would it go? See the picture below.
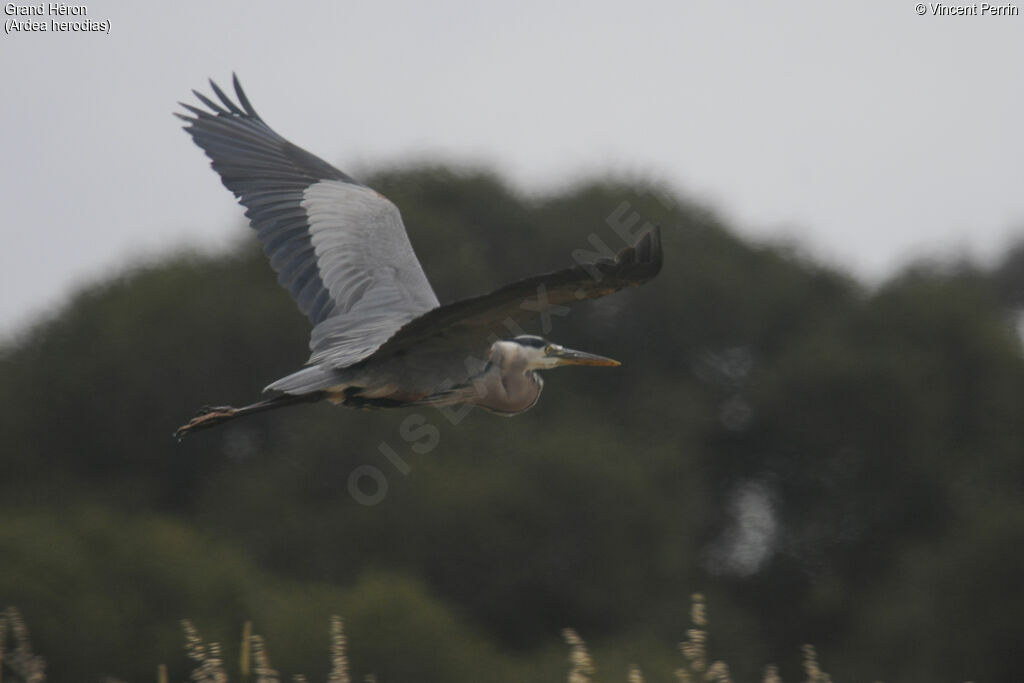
[173,76,662,439]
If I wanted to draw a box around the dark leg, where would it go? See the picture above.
[174,391,326,440]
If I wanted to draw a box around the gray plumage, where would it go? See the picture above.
[174,76,662,438]
[177,79,438,371]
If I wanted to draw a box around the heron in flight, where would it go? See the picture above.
[173,76,662,438]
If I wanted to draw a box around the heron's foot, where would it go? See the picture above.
[174,406,238,440]
[194,404,234,418]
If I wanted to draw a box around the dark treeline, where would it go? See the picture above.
[2,166,1023,682]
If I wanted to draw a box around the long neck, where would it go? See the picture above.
[475,363,544,415]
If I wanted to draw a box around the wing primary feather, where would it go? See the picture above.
[232,73,258,117]
[177,103,207,119]
[209,78,245,116]
[191,89,228,115]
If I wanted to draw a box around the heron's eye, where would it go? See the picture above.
[544,345,554,354]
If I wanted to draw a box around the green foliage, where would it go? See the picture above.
[0,509,521,682]
[1,165,1023,681]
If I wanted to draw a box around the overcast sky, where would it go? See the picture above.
[2,0,1022,336]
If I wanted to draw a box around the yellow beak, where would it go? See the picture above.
[549,346,621,367]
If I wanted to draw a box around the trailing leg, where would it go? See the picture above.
[174,391,326,440]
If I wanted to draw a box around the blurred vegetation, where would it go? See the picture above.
[0,596,832,683]
[1,165,1023,682]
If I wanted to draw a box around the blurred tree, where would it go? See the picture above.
[1,166,1022,682]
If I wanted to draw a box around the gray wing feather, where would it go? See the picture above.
[178,75,440,371]
[302,180,439,368]
[263,364,340,394]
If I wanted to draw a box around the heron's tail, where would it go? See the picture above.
[174,391,326,440]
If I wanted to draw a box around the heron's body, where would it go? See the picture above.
[313,342,546,414]
[173,76,661,438]
[249,336,614,418]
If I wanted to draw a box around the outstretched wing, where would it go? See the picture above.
[367,225,663,363]
[176,75,440,368]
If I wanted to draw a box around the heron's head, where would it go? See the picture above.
[491,335,621,372]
